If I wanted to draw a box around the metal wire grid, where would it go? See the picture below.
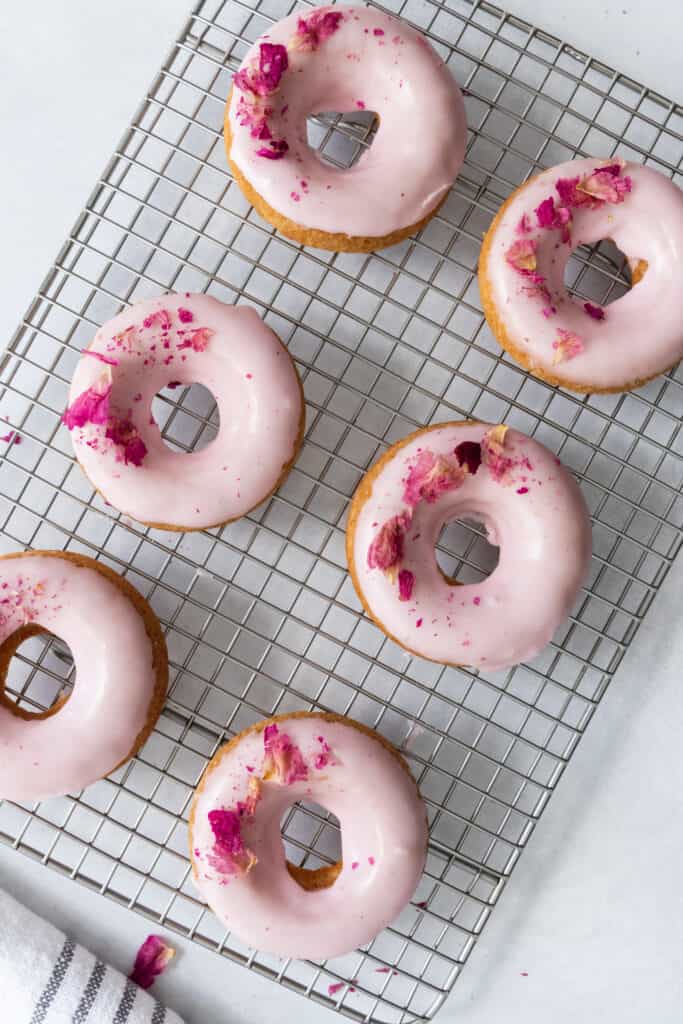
[0,0,681,1020]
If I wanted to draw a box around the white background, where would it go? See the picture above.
[1,2,682,1022]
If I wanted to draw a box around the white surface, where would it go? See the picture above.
[0,2,682,1023]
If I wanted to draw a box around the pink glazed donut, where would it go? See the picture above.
[479,157,683,392]
[225,4,467,252]
[189,712,427,960]
[347,422,592,670]
[0,550,168,803]
[63,294,304,530]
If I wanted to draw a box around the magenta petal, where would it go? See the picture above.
[367,513,411,571]
[398,569,415,602]
[454,441,482,475]
[535,196,555,228]
[62,376,112,430]
[130,935,175,990]
[583,301,605,321]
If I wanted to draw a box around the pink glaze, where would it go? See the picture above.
[349,423,592,670]
[191,715,427,959]
[484,158,683,390]
[227,5,466,239]
[64,294,303,528]
[0,553,162,802]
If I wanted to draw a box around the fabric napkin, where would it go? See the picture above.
[0,888,184,1024]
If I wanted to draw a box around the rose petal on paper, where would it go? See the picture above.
[129,935,176,990]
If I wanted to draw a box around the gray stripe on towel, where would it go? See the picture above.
[72,960,107,1023]
[151,1002,166,1024]
[112,978,138,1024]
[30,937,76,1024]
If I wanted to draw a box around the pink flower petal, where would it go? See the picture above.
[481,425,515,483]
[143,309,172,332]
[177,327,214,352]
[313,736,336,771]
[177,307,194,324]
[256,139,289,160]
[453,441,482,475]
[552,328,585,364]
[505,238,538,274]
[234,42,289,96]
[398,569,415,602]
[130,935,176,990]
[262,723,308,785]
[62,372,112,430]
[403,450,465,506]
[367,513,411,573]
[83,350,119,366]
[515,213,532,234]
[535,196,556,228]
[584,301,605,321]
[292,10,344,51]
[105,417,148,467]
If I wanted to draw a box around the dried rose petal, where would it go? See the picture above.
[367,513,411,573]
[516,213,532,234]
[178,307,194,324]
[535,196,556,228]
[578,168,632,204]
[481,425,514,483]
[291,10,344,51]
[105,417,148,467]
[83,350,119,366]
[129,935,176,990]
[143,309,172,332]
[262,723,308,785]
[177,327,214,352]
[207,808,257,876]
[62,372,112,430]
[398,569,415,602]
[454,441,482,475]
[505,238,538,274]
[239,776,262,817]
[234,42,289,96]
[552,328,585,364]
[313,736,336,771]
[584,302,605,321]
[403,450,465,506]
[256,139,289,160]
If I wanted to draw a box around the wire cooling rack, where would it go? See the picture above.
[1,0,682,1020]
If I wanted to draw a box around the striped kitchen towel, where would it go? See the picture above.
[0,889,184,1024]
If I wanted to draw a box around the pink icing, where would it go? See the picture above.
[65,294,303,528]
[484,158,683,389]
[0,553,164,802]
[190,714,427,960]
[350,423,592,670]
[227,5,466,240]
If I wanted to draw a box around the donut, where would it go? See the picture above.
[479,157,683,392]
[346,422,592,670]
[225,5,466,252]
[0,550,168,802]
[189,712,427,959]
[62,293,304,530]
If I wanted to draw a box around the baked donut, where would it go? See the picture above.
[189,712,427,959]
[479,157,683,392]
[346,422,592,670]
[0,550,168,802]
[62,293,304,530]
[225,4,466,252]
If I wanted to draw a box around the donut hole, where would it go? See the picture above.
[281,800,342,891]
[0,627,74,719]
[152,382,219,453]
[307,110,379,169]
[435,516,499,585]
[564,238,641,308]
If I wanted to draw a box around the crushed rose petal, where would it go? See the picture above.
[398,569,415,602]
[403,450,465,505]
[505,238,538,274]
[105,417,148,467]
[177,327,214,352]
[516,213,532,234]
[207,808,257,877]
[62,372,112,430]
[291,10,344,51]
[367,513,411,573]
[454,440,482,475]
[481,424,515,483]
[143,309,172,332]
[177,307,194,323]
[256,139,289,160]
[129,935,176,990]
[313,736,335,771]
[583,301,605,321]
[83,350,119,366]
[552,328,585,364]
[262,723,308,785]
[578,167,632,204]
[234,42,289,96]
